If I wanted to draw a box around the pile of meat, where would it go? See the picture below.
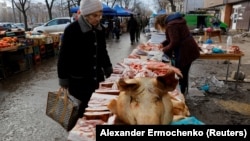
[94,43,190,124]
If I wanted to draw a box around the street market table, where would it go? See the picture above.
[67,44,205,141]
[204,30,222,43]
[198,52,244,89]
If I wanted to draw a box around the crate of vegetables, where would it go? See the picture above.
[0,45,19,52]
[0,37,19,52]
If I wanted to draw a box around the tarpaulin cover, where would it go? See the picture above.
[113,5,131,16]
[70,3,117,15]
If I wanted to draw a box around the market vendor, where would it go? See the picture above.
[57,0,113,129]
[154,12,200,94]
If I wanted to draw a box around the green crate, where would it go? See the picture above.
[5,32,15,37]
[33,46,40,55]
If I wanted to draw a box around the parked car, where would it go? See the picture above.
[14,23,25,28]
[0,25,8,31]
[0,22,25,31]
[32,17,73,33]
[14,22,31,31]
[31,23,44,30]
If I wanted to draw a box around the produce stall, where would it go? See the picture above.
[0,32,61,80]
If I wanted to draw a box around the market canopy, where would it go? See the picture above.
[70,3,117,15]
[113,5,131,16]
[157,9,167,15]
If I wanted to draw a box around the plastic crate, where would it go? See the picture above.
[54,48,59,56]
[24,46,33,55]
[25,54,33,69]
[18,59,27,71]
[40,45,46,54]
[45,44,55,58]
[25,39,34,46]
[45,36,53,44]
[51,34,60,43]
[33,46,40,55]
[32,39,41,46]
[33,54,41,65]
[5,32,15,37]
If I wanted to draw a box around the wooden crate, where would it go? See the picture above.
[24,46,33,55]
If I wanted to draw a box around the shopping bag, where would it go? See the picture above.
[46,88,81,131]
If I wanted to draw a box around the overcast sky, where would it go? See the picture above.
[0,0,11,7]
[0,0,44,7]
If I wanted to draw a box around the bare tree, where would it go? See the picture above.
[156,0,178,12]
[102,0,130,10]
[157,0,167,10]
[13,0,31,31]
[123,0,130,8]
[45,0,56,20]
[27,2,48,24]
[168,0,176,12]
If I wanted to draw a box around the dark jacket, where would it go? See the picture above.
[127,16,138,32]
[161,12,200,68]
[58,15,113,89]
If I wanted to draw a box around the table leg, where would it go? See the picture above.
[218,35,222,43]
[225,59,230,84]
[204,32,207,41]
[235,57,242,89]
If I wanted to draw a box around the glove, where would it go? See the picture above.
[104,67,113,78]
[59,78,69,89]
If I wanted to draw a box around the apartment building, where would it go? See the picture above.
[183,0,204,13]
[204,0,250,31]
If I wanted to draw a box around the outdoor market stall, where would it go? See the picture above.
[0,31,61,80]
[66,30,246,140]
[67,41,204,141]
[198,43,244,89]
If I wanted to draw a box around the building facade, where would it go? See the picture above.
[204,0,250,31]
[184,0,205,13]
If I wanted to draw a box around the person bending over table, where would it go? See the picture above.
[154,12,200,94]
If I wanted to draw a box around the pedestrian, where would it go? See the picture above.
[141,16,149,33]
[210,17,220,29]
[57,0,113,120]
[127,14,138,45]
[135,13,142,42]
[106,18,113,39]
[113,16,121,40]
[154,12,200,94]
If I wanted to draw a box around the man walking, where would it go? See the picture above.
[135,13,142,42]
[127,14,138,45]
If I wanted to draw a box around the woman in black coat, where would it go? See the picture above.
[57,0,113,118]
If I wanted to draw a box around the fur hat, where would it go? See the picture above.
[80,0,102,16]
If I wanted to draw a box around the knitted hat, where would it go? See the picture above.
[80,0,102,16]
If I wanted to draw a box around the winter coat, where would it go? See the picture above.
[57,15,113,96]
[127,16,138,32]
[161,12,200,68]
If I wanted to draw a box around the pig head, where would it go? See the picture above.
[108,69,181,125]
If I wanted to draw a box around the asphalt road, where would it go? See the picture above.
[0,32,147,141]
